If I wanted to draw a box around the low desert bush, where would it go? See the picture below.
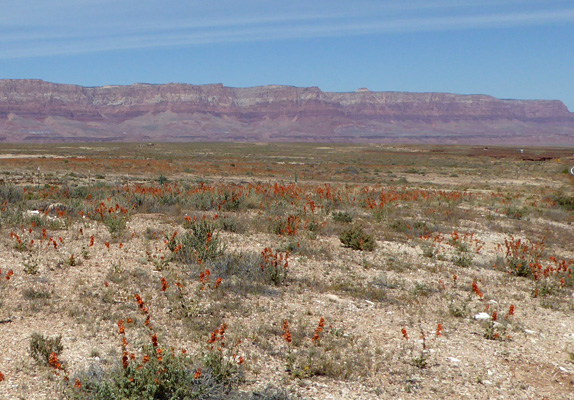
[29,333,64,366]
[67,345,241,399]
[339,226,376,251]
[331,211,353,223]
[171,218,225,263]
[550,192,574,211]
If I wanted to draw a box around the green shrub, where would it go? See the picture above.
[67,345,241,399]
[332,211,353,223]
[103,215,128,238]
[219,217,245,233]
[550,192,574,211]
[173,218,225,263]
[504,206,527,220]
[29,333,63,366]
[339,226,376,251]
[269,215,300,236]
[452,252,473,268]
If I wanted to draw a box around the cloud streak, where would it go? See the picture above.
[1,1,573,59]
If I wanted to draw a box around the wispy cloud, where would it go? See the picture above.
[1,1,572,59]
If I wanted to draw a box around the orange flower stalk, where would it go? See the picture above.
[472,280,484,298]
[117,320,125,335]
[401,327,409,340]
[160,277,168,292]
[48,352,62,370]
[194,368,202,379]
[312,317,325,344]
[282,320,292,344]
[134,294,148,314]
[214,277,223,289]
[436,323,443,337]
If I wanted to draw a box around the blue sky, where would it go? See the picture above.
[1,0,573,110]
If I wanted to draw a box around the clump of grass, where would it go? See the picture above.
[550,192,574,211]
[452,251,473,268]
[504,206,527,220]
[282,318,379,381]
[171,217,225,263]
[218,216,245,233]
[332,211,353,223]
[260,248,289,286]
[103,215,128,238]
[339,226,376,251]
[29,333,64,366]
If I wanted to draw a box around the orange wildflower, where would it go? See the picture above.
[214,277,222,289]
[282,320,292,344]
[472,280,483,298]
[49,352,62,370]
[401,327,409,340]
[118,320,125,335]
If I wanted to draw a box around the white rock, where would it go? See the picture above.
[448,357,461,363]
[326,294,342,302]
[365,300,375,305]
[524,329,537,335]
[559,367,569,373]
[474,312,491,320]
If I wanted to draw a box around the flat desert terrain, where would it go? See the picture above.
[0,143,573,399]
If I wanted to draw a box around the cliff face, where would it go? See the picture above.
[0,79,572,144]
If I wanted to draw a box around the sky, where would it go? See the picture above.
[1,0,573,111]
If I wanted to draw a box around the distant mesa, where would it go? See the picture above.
[0,79,572,145]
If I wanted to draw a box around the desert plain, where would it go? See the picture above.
[0,142,573,399]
